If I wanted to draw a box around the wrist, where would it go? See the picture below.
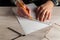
[47,1,55,7]
[51,0,59,6]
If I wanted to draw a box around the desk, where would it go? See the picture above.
[0,7,60,40]
[51,7,60,25]
[0,7,24,40]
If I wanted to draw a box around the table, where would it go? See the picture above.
[0,7,60,40]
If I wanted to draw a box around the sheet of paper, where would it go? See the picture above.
[26,3,37,19]
[17,16,49,35]
[15,3,50,35]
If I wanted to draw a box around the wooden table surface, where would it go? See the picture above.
[0,7,60,40]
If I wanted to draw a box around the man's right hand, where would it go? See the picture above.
[16,1,32,18]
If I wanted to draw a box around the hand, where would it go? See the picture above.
[16,1,32,18]
[36,1,54,22]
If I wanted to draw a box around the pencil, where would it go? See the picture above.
[17,0,36,20]
[17,0,25,8]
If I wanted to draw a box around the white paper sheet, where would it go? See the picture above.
[17,16,49,35]
[13,3,50,35]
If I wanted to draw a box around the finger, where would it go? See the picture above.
[36,7,39,19]
[17,9,24,17]
[23,9,32,18]
[47,12,51,20]
[39,7,45,15]
[37,7,45,20]
[36,7,42,20]
[17,7,27,17]
[36,13,40,20]
[39,9,46,21]
[37,12,42,20]
[17,8,31,18]
[22,5,31,14]
[36,7,41,13]
[19,7,32,18]
[26,7,31,14]
[43,11,48,21]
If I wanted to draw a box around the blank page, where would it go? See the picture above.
[16,3,50,35]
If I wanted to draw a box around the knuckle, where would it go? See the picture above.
[40,6,45,10]
[42,7,45,10]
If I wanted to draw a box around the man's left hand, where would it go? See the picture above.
[36,1,54,22]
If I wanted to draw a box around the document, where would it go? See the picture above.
[17,16,49,35]
[13,3,51,35]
